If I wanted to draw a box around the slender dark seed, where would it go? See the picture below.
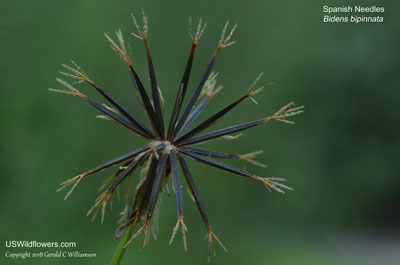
[170,151,183,216]
[181,147,239,160]
[172,47,222,139]
[88,81,155,138]
[143,38,165,138]
[180,117,269,146]
[178,155,210,227]
[76,91,152,138]
[132,155,159,218]
[167,43,197,140]
[127,65,162,138]
[181,149,253,178]
[145,154,168,221]
[176,94,248,143]
[81,144,153,178]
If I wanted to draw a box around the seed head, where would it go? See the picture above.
[50,10,303,261]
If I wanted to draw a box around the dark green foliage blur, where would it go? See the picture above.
[1,0,399,264]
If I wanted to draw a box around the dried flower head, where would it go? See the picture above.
[51,10,303,261]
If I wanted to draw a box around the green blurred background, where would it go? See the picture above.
[1,0,399,264]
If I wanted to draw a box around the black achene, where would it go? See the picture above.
[50,10,303,261]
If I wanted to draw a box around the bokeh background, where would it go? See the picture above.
[1,0,399,264]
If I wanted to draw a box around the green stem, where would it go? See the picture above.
[110,224,134,265]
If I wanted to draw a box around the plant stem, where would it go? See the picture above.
[110,224,134,265]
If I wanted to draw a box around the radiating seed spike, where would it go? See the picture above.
[167,33,198,139]
[143,31,165,138]
[182,147,239,159]
[132,155,159,220]
[144,154,168,222]
[172,20,234,140]
[57,145,152,199]
[104,29,161,137]
[170,151,184,216]
[178,156,211,227]
[181,150,254,178]
[55,78,152,137]
[169,152,188,248]
[127,63,160,138]
[181,102,303,146]
[97,35,154,136]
